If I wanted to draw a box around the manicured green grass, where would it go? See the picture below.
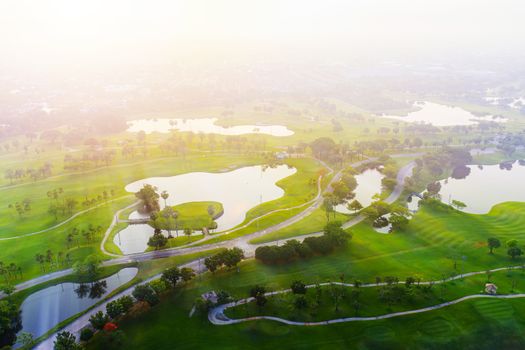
[86,267,525,350]
[225,269,525,321]
[155,201,223,231]
[249,208,350,244]
[0,196,133,283]
[0,153,261,238]
[86,200,525,349]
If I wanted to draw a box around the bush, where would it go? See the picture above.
[204,248,245,272]
[132,284,159,306]
[79,328,94,342]
[149,279,169,294]
[117,295,134,313]
[106,300,124,319]
[255,222,350,265]
[89,311,109,330]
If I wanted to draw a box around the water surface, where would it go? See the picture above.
[117,165,295,254]
[127,118,294,136]
[336,169,384,213]
[20,267,137,339]
[381,101,506,126]
[408,161,525,214]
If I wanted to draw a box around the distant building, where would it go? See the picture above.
[275,151,289,160]
[485,283,498,295]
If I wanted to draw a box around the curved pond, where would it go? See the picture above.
[408,161,525,214]
[380,101,506,126]
[116,165,296,254]
[126,117,294,136]
[336,169,384,213]
[19,267,137,339]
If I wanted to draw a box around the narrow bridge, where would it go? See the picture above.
[408,192,423,200]
[118,218,149,224]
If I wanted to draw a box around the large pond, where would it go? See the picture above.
[126,118,294,136]
[408,161,525,214]
[380,101,506,126]
[19,267,137,339]
[335,169,384,213]
[116,165,296,254]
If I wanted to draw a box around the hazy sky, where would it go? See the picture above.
[1,0,524,70]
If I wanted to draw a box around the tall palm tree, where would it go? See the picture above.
[161,191,169,208]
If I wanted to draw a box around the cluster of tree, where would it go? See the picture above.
[0,261,23,282]
[255,222,350,264]
[361,202,411,232]
[0,294,22,348]
[377,275,433,307]
[63,149,116,171]
[66,225,104,248]
[80,189,116,208]
[204,248,245,272]
[7,198,31,217]
[4,162,52,184]
[487,238,523,260]
[310,137,356,165]
[135,184,160,213]
[45,187,83,220]
[73,255,101,280]
[35,250,72,272]
[76,266,196,348]
[496,133,525,157]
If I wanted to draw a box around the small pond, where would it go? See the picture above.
[380,101,506,126]
[336,168,384,213]
[408,161,525,214]
[19,267,137,339]
[126,117,294,136]
[116,165,296,254]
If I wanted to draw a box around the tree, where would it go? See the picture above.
[347,199,363,213]
[180,267,196,282]
[161,267,181,287]
[17,331,34,348]
[322,194,336,221]
[507,239,518,248]
[117,295,134,313]
[508,246,523,260]
[106,300,125,319]
[220,247,245,269]
[160,190,169,207]
[147,229,168,250]
[89,311,109,330]
[487,238,501,254]
[204,255,220,272]
[73,255,101,280]
[250,285,267,308]
[0,299,21,348]
[183,228,193,237]
[135,184,160,213]
[291,280,307,295]
[53,331,81,350]
[132,284,159,306]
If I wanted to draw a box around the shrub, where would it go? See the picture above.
[89,311,109,330]
[79,328,94,342]
[106,300,124,319]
